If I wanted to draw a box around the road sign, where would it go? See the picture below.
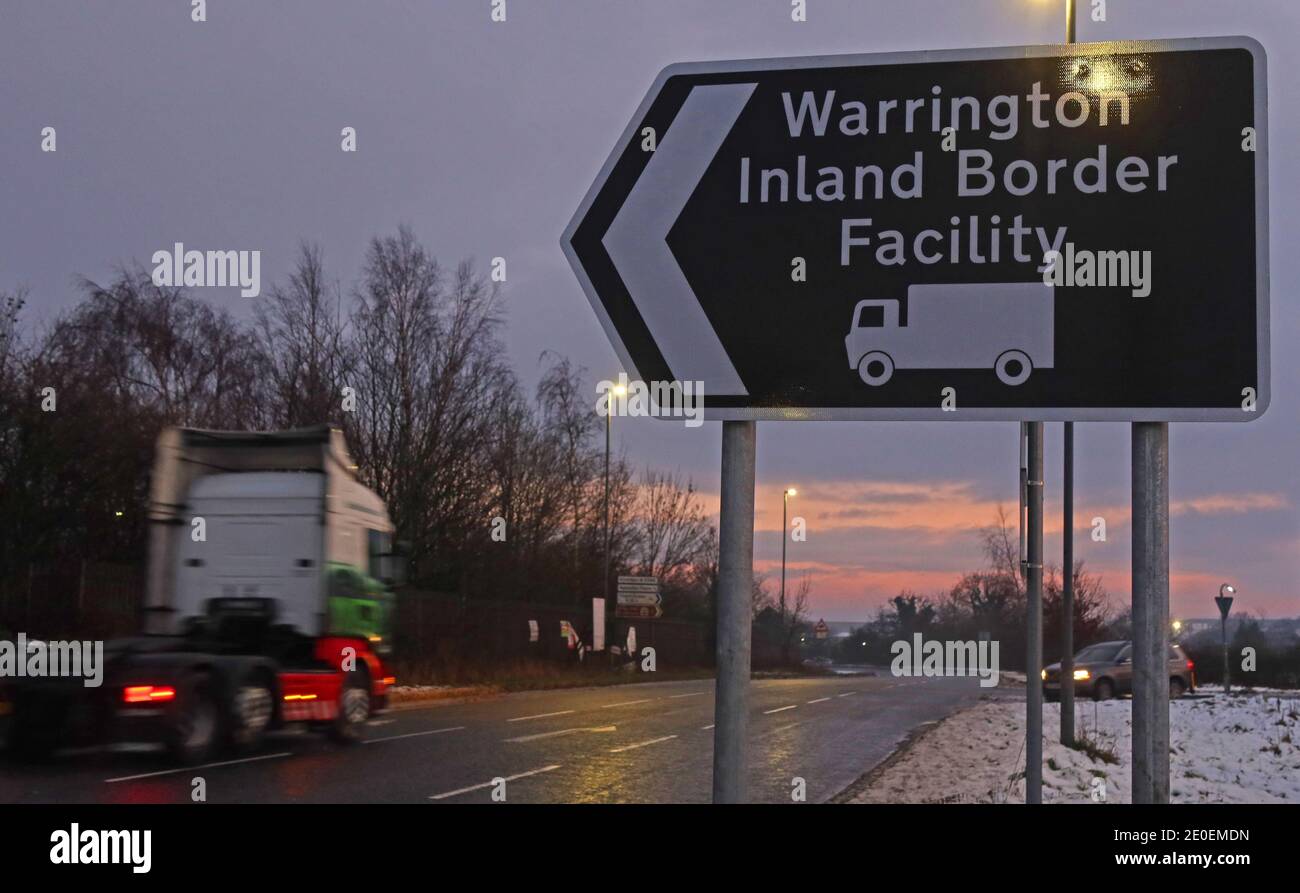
[615,603,663,620]
[617,593,662,607]
[563,38,1268,421]
[814,619,829,639]
[1215,594,1234,619]
[617,576,661,604]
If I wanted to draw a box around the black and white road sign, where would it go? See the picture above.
[563,38,1268,421]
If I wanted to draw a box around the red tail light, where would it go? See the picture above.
[1186,660,1195,669]
[123,685,176,704]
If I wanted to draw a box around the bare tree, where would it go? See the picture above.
[255,242,352,427]
[535,352,599,578]
[346,227,509,588]
[631,468,711,584]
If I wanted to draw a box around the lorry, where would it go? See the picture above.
[2,425,403,764]
[845,282,1055,387]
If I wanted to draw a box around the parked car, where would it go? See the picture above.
[1042,640,1195,701]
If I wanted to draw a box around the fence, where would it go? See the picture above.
[394,589,713,668]
[0,562,143,640]
[0,569,717,669]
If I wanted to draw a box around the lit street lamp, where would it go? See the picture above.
[603,382,627,626]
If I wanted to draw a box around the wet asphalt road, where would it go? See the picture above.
[0,673,986,804]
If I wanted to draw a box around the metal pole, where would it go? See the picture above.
[1132,421,1170,804]
[1222,615,1231,694]
[1065,0,1076,43]
[1061,422,1075,746]
[780,492,788,620]
[603,406,612,613]
[713,419,756,803]
[1025,421,1044,803]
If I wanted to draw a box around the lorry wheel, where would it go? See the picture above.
[857,351,894,386]
[228,677,274,752]
[168,676,220,765]
[330,673,369,745]
[995,350,1032,386]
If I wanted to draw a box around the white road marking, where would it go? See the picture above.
[837,691,857,698]
[428,764,561,801]
[600,698,654,708]
[367,719,396,726]
[506,710,575,723]
[105,752,291,784]
[700,724,715,730]
[365,726,464,744]
[505,726,616,743]
[806,697,831,704]
[764,705,798,714]
[668,691,707,700]
[609,735,678,753]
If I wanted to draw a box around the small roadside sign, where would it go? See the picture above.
[615,603,663,620]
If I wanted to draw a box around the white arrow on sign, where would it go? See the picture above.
[601,83,757,396]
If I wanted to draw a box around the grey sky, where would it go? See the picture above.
[3,0,1297,620]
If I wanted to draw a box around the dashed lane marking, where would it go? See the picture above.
[429,764,562,801]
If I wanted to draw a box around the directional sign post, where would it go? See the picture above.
[565,37,1267,805]
[616,576,663,619]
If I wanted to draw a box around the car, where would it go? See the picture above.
[1042,640,1195,701]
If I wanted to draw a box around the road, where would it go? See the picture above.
[0,673,987,803]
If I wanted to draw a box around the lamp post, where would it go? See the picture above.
[603,382,627,626]
[780,488,796,621]
[1216,584,1236,693]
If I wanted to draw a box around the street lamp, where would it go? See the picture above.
[780,487,797,621]
[1217,583,1236,693]
[603,382,628,627]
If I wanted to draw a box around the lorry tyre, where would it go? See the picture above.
[330,672,369,745]
[857,351,894,386]
[995,350,1032,386]
[167,675,220,765]
[228,674,274,752]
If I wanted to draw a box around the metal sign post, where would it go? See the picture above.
[713,421,756,803]
[1131,421,1170,804]
[1025,422,1044,803]
[1216,585,1235,693]
[563,33,1267,806]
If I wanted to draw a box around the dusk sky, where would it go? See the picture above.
[3,0,1296,622]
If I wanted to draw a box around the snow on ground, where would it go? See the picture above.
[852,688,1300,804]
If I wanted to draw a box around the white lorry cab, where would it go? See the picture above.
[845,282,1055,387]
[147,425,402,646]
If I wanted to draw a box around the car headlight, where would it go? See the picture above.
[1073,669,1091,681]
[1040,669,1047,680]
